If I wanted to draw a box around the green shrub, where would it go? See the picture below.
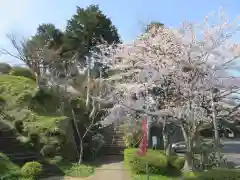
[21,161,42,178]
[0,96,6,107]
[0,152,10,161]
[10,67,36,80]
[183,171,199,180]
[199,168,240,180]
[28,132,40,145]
[1,173,22,180]
[0,153,21,178]
[121,123,142,148]
[0,63,12,74]
[40,145,56,157]
[168,156,185,170]
[13,120,24,133]
[183,169,240,180]
[123,134,140,148]
[60,163,94,177]
[124,148,168,174]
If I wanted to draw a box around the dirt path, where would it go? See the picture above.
[89,162,129,180]
[42,176,87,180]
[88,155,130,180]
[42,156,130,180]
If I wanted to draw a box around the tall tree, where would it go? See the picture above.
[35,23,64,50]
[94,10,240,171]
[64,4,121,65]
[64,4,121,107]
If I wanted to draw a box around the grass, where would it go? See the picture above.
[0,75,70,150]
[0,153,21,179]
[0,75,67,127]
[56,162,95,177]
[131,174,180,180]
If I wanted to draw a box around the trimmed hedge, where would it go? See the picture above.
[124,148,184,175]
[199,169,240,180]
[21,161,43,178]
[183,169,240,180]
[168,155,185,171]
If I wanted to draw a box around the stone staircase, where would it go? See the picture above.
[101,124,126,155]
[0,130,39,165]
[0,128,64,178]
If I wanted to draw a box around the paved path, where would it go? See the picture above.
[88,155,130,180]
[44,156,130,180]
[42,176,86,180]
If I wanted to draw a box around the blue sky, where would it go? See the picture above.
[0,0,240,65]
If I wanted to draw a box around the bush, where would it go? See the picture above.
[0,63,12,74]
[10,67,36,80]
[183,169,240,180]
[121,123,142,148]
[183,171,199,180]
[0,152,10,161]
[40,145,56,157]
[21,161,42,178]
[0,96,6,107]
[60,163,94,177]
[199,168,240,180]
[124,148,168,174]
[13,120,24,133]
[28,132,40,145]
[168,156,185,170]
[0,153,21,179]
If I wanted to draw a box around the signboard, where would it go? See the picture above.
[152,136,157,148]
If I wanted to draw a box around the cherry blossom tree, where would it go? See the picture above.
[93,9,240,171]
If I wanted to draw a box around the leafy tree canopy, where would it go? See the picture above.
[64,4,121,64]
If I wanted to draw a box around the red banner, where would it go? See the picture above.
[137,119,148,156]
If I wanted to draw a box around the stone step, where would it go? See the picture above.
[106,139,125,144]
[0,143,36,153]
[40,162,65,178]
[101,145,125,155]
[8,153,39,165]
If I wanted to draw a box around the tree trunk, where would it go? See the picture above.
[180,124,195,171]
[163,132,168,153]
[166,142,172,156]
[71,108,81,159]
[162,120,168,153]
[86,57,91,109]
[166,135,173,157]
[35,72,40,88]
[78,140,84,164]
[184,151,194,171]
[211,92,221,163]
[98,66,102,110]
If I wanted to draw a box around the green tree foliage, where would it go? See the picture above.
[35,23,64,49]
[9,67,36,80]
[20,4,120,83]
[64,4,121,65]
[0,63,12,74]
[144,21,164,33]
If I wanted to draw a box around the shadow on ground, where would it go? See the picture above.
[90,155,124,167]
